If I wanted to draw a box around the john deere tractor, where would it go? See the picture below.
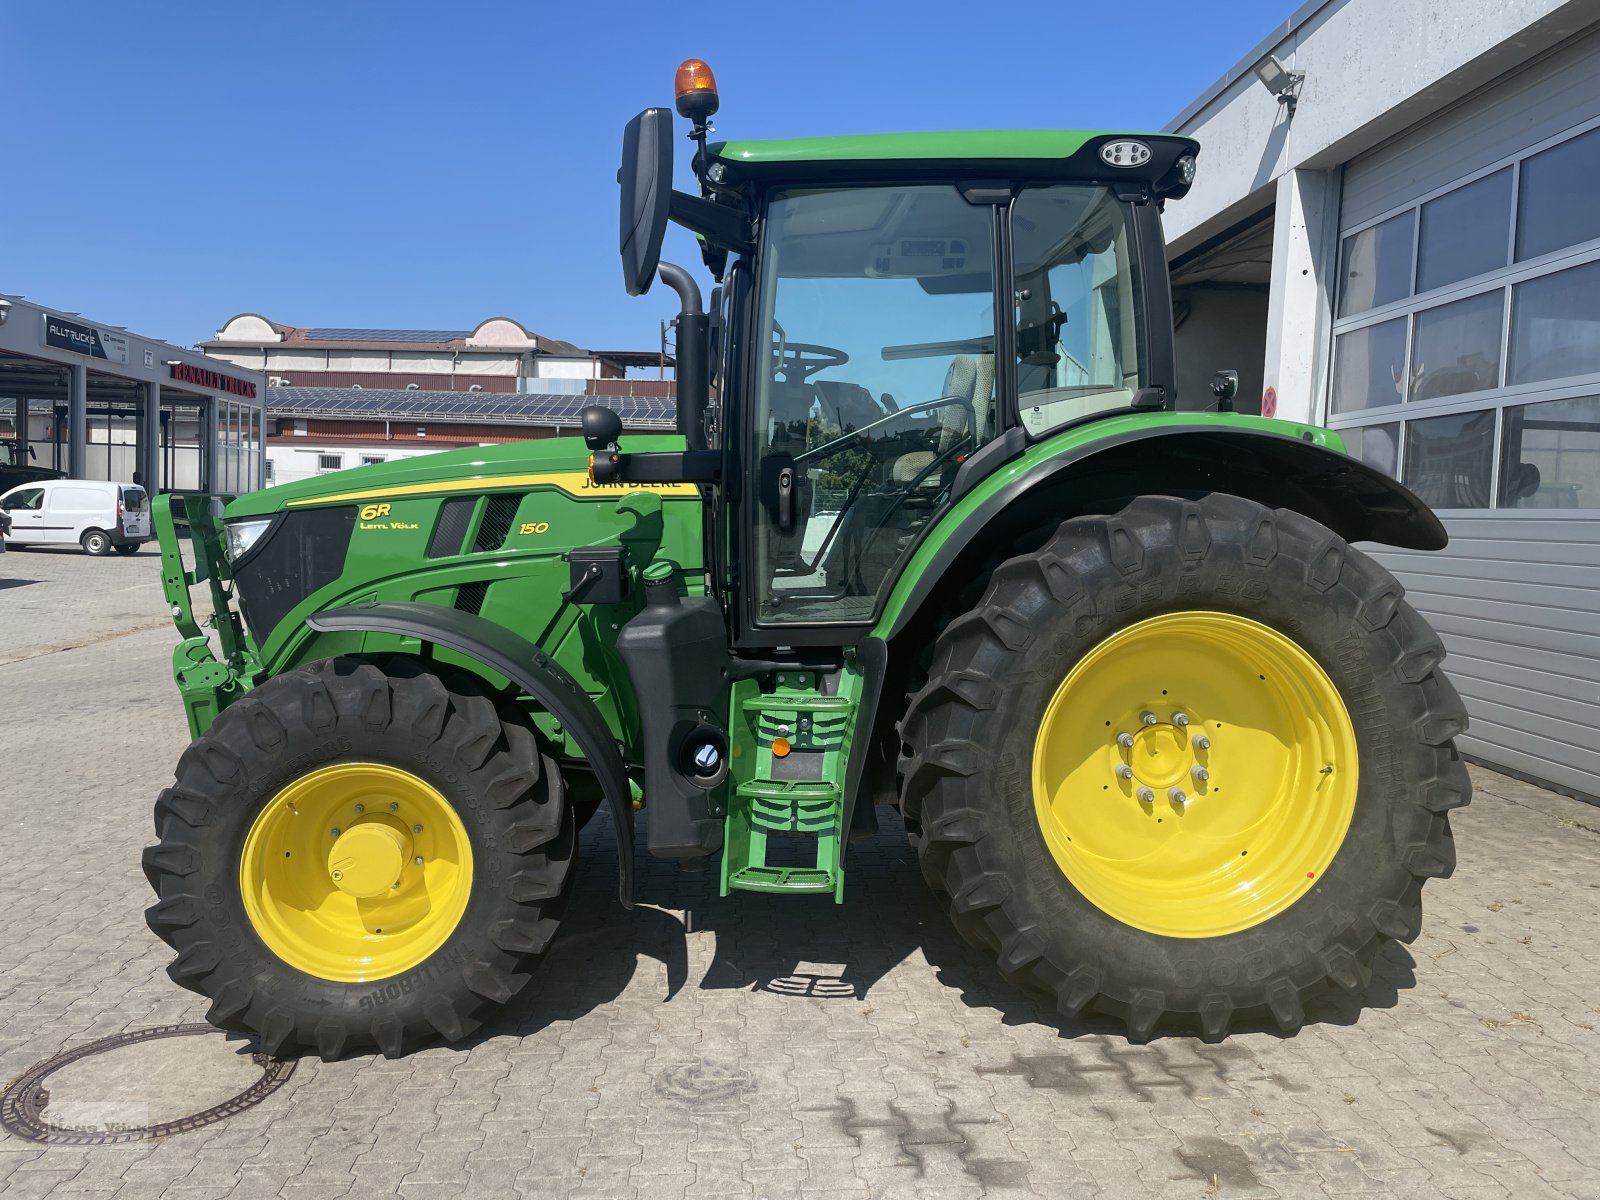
[144,61,1468,1059]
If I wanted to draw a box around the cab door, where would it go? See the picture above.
[737,182,1004,642]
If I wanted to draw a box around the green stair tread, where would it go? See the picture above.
[735,780,842,799]
[741,695,854,714]
[727,865,838,894]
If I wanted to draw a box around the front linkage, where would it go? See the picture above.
[154,494,261,737]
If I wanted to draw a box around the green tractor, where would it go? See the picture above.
[144,61,1468,1059]
[0,436,63,493]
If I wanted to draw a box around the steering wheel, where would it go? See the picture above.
[771,321,849,383]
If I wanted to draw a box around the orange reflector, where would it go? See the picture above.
[675,58,718,101]
[771,737,791,758]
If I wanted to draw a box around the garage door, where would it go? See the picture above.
[1327,28,1600,802]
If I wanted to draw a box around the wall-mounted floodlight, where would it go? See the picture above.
[1255,54,1305,115]
[163,359,183,367]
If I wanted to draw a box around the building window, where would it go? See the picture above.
[1410,290,1504,402]
[1329,117,1600,511]
[1337,210,1414,317]
[1515,125,1600,262]
[1500,393,1600,508]
[1330,317,1407,413]
[1348,422,1400,478]
[317,453,343,472]
[1403,411,1496,509]
[361,454,385,465]
[1508,258,1600,385]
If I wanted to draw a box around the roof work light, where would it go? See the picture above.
[674,59,719,124]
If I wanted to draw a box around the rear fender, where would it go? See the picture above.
[306,600,636,908]
[878,423,1446,641]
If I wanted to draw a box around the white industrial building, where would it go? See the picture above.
[1166,0,1600,799]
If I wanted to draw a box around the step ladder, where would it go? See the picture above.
[720,674,860,903]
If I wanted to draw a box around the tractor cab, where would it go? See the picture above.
[601,63,1197,649]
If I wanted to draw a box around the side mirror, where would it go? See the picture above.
[582,405,624,451]
[619,108,673,298]
[1211,369,1239,412]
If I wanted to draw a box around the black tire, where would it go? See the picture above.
[113,542,140,556]
[143,657,575,1060]
[81,528,112,556]
[900,493,1470,1042]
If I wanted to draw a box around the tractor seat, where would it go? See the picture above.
[890,354,994,484]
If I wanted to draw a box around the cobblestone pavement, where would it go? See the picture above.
[2,546,1598,1199]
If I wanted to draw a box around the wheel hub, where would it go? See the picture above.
[327,822,409,899]
[1128,721,1192,790]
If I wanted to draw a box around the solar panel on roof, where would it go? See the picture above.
[303,328,470,343]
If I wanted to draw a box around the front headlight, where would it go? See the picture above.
[225,517,274,561]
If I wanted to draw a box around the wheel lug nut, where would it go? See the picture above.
[1169,788,1187,805]
[414,856,424,866]
[1191,767,1210,783]
[1173,712,1190,727]
[330,828,340,837]
[1115,764,1134,780]
[388,803,398,812]
[1136,787,1155,804]
[1193,735,1211,750]
[1140,711,1158,726]
[354,804,365,814]
[413,824,423,834]
[1116,732,1135,748]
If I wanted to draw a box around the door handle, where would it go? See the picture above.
[776,465,795,533]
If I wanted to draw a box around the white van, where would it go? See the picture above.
[0,479,152,555]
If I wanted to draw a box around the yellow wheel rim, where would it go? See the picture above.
[1031,611,1358,938]
[239,763,473,982]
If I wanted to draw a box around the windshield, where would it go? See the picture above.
[750,184,999,624]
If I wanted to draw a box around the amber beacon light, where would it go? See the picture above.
[674,59,720,123]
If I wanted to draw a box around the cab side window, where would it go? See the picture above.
[1013,186,1146,436]
[4,487,44,511]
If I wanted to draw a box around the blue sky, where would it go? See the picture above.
[2,1,1290,355]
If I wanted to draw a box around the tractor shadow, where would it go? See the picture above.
[475,805,1415,1046]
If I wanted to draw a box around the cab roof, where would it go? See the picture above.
[708,130,1199,192]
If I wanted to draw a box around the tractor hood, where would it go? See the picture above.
[226,432,692,519]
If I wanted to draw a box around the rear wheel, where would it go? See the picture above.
[113,542,139,556]
[901,493,1469,1041]
[81,528,111,556]
[143,658,575,1060]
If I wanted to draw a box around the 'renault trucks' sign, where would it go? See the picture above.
[169,362,258,399]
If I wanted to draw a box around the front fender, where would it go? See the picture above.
[877,417,1446,640]
[306,600,635,908]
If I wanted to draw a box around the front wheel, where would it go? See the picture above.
[143,658,575,1060]
[901,493,1470,1042]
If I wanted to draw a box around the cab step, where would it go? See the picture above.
[721,666,863,903]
